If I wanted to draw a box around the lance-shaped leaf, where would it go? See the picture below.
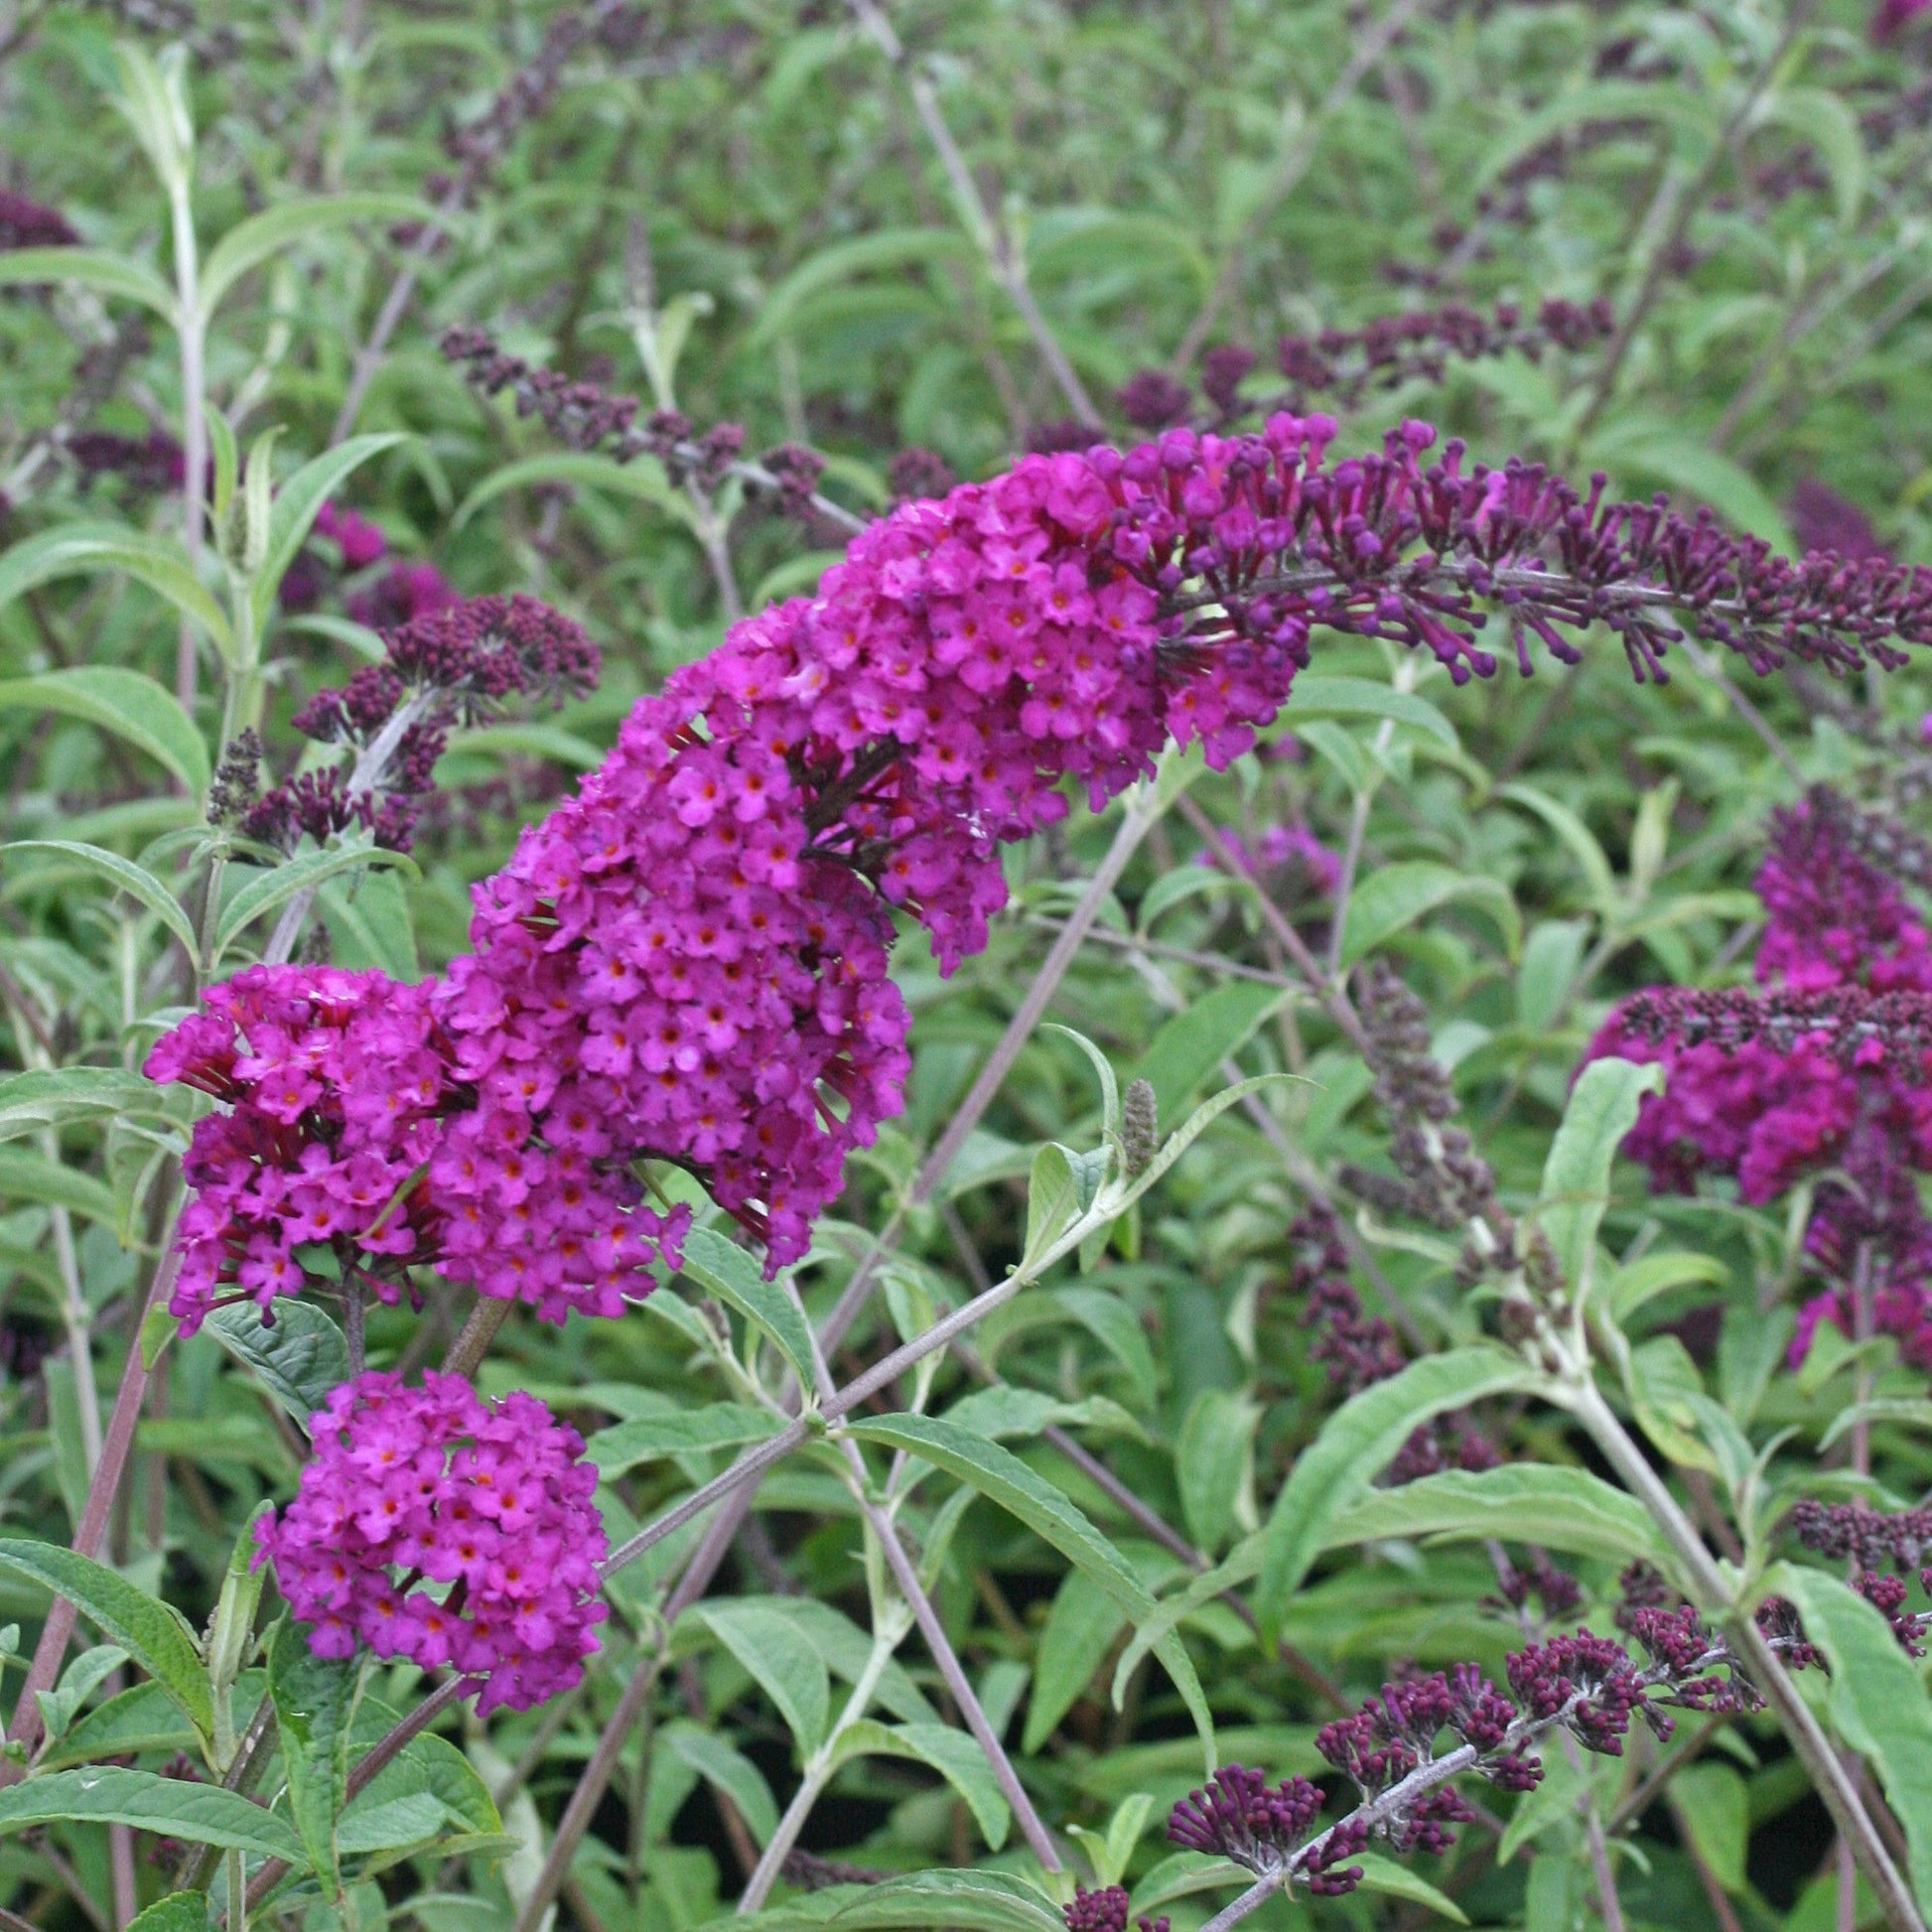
[1762,1564,1932,1902]
[0,666,209,794]
[251,435,409,627]
[200,196,431,321]
[0,1767,305,1863]
[0,247,177,319]
[847,1413,1217,1764]
[214,844,417,957]
[675,1227,817,1389]
[683,1600,830,1758]
[0,529,232,662]
[1536,1056,1663,1307]
[828,1720,1011,1850]
[1254,1347,1547,1635]
[4,840,198,954]
[269,1618,357,1901]
[0,1540,213,1742]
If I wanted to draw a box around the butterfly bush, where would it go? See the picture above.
[149,421,1932,1330]
[1587,786,1932,1370]
[256,1370,607,1713]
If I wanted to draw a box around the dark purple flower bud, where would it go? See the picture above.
[1028,417,1097,455]
[1507,1632,1661,1754]
[1167,1765,1323,1872]
[1116,369,1193,431]
[889,447,957,504]
[0,189,78,251]
[1788,481,1890,564]
[67,429,185,496]
[1201,344,1258,417]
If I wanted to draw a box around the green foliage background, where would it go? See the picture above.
[2,2,1932,1929]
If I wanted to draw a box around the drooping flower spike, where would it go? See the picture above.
[150,425,1932,1337]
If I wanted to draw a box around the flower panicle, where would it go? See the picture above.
[243,594,599,859]
[1171,1607,1811,1897]
[150,421,1932,1341]
[258,1369,609,1712]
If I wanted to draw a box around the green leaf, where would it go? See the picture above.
[44,1680,203,1769]
[1498,783,1619,917]
[1287,673,1458,749]
[0,1766,305,1863]
[747,227,976,351]
[318,868,418,979]
[3,840,198,953]
[587,1402,781,1477]
[269,1619,355,1901]
[1025,1569,1123,1752]
[335,1791,445,1857]
[1535,1057,1663,1308]
[1330,1464,1674,1570]
[0,1147,122,1225]
[0,1066,162,1144]
[829,1720,1011,1851]
[658,1721,779,1847]
[356,1718,497,1816]
[1587,419,1796,552]
[1339,860,1520,967]
[1355,1852,1470,1923]
[1605,1250,1728,1323]
[1629,1334,1718,1471]
[0,1540,213,1741]
[1670,1761,1746,1892]
[253,435,409,628]
[1819,1397,1932,1452]
[1254,1347,1546,1633]
[215,842,417,956]
[1497,1743,1587,1863]
[743,1868,1063,1930]
[847,1413,1217,1765]
[0,528,232,663]
[127,1894,212,1931]
[1762,1564,1932,1902]
[203,1298,348,1420]
[0,667,209,794]
[1041,1023,1120,1137]
[675,1226,818,1389]
[1126,982,1289,1123]
[686,1600,830,1757]
[452,451,696,535]
[200,195,431,321]
[1176,1389,1257,1558]
[0,246,177,319]
[36,1644,131,1743]
[1024,1142,1099,1265]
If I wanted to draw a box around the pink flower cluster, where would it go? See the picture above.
[1587,789,1932,1367]
[152,966,448,1336]
[148,956,690,1330]
[257,1370,607,1713]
